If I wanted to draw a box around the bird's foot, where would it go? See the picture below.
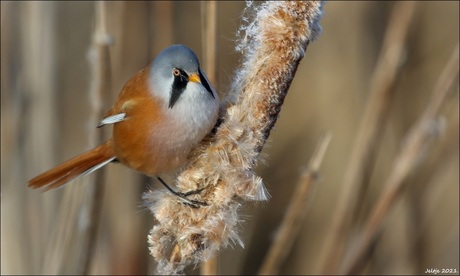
[157,177,208,208]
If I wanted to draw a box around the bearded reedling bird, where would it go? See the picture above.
[28,45,219,204]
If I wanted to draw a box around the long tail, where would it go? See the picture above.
[28,140,116,191]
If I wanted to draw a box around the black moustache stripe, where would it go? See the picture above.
[169,69,188,108]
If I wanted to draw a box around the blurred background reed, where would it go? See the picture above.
[1,1,458,275]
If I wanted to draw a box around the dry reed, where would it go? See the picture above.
[258,133,331,275]
[79,1,113,274]
[200,1,219,274]
[143,1,325,274]
[344,44,459,275]
[34,2,114,274]
[317,2,417,273]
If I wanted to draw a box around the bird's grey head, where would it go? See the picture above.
[149,44,214,108]
[153,44,200,76]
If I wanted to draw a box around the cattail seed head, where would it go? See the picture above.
[144,1,325,274]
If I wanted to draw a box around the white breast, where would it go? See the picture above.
[149,80,219,169]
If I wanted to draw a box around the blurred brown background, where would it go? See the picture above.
[1,1,458,275]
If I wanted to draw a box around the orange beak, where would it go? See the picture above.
[188,73,201,83]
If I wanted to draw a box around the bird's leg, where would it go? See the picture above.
[156,177,208,207]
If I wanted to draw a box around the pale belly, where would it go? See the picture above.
[110,85,218,177]
[112,116,203,176]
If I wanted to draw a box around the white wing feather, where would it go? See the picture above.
[97,113,126,128]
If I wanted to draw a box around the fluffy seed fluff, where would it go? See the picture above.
[143,1,325,274]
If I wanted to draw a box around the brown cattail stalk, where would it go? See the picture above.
[201,1,217,84]
[200,1,219,274]
[144,1,325,274]
[40,2,112,274]
[78,1,112,274]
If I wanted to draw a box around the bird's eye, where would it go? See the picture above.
[172,68,180,77]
